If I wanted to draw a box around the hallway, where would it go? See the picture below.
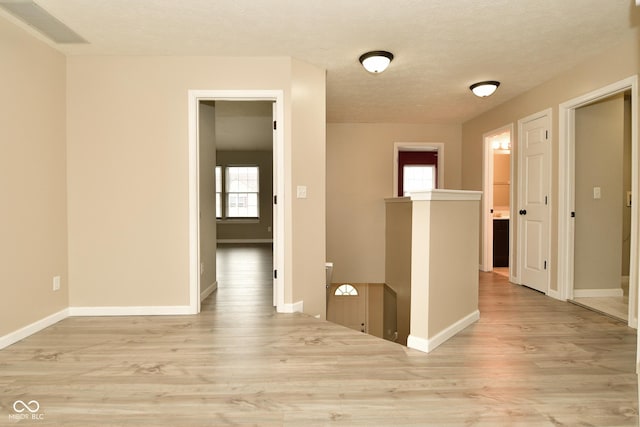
[0,245,637,425]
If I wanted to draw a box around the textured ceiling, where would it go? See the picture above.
[4,0,639,124]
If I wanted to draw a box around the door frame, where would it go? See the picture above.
[188,89,285,314]
[481,124,514,274]
[517,108,552,294]
[558,75,638,328]
[393,142,444,196]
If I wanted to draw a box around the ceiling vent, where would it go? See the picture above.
[0,0,87,43]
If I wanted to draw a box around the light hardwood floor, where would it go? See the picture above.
[571,295,629,322]
[0,243,637,426]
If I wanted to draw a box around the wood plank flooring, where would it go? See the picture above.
[571,295,629,322]
[0,243,637,426]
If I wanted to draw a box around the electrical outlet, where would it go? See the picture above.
[53,276,61,291]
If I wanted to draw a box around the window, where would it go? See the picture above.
[398,150,438,196]
[403,165,436,196]
[216,165,259,219]
[334,284,359,296]
[215,166,222,219]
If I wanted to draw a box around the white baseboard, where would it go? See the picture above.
[0,308,69,350]
[277,300,304,314]
[407,334,430,353]
[68,306,194,316]
[573,288,624,298]
[407,310,480,353]
[1,304,197,350]
[217,239,273,244]
[548,288,561,300]
[201,281,217,301]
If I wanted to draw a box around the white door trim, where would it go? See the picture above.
[481,124,514,274]
[517,108,552,295]
[558,75,638,329]
[188,89,285,314]
[393,142,444,197]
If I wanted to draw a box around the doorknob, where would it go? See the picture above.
[519,209,527,215]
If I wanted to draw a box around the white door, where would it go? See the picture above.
[518,111,551,293]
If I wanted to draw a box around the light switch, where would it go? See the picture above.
[593,186,601,199]
[296,185,307,199]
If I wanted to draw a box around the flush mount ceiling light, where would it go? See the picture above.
[469,81,500,97]
[359,50,394,73]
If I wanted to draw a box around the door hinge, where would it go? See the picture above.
[545,130,549,140]
[545,196,548,205]
[274,269,277,279]
[571,211,576,218]
[544,260,547,270]
[273,195,277,205]
[273,120,277,130]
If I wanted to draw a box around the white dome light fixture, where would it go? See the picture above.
[470,81,500,97]
[359,50,394,73]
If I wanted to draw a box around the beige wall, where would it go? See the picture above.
[426,199,479,338]
[290,59,327,318]
[199,103,217,294]
[574,95,624,291]
[388,194,480,348]
[493,152,510,209]
[67,56,326,316]
[0,16,69,335]
[216,150,273,241]
[327,123,462,284]
[384,199,413,345]
[461,33,640,293]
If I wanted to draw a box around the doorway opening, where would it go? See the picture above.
[558,76,638,329]
[482,125,513,279]
[188,90,285,314]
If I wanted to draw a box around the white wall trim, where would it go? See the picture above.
[0,309,69,350]
[573,288,624,298]
[68,306,194,316]
[393,142,445,196]
[201,281,217,302]
[406,334,431,353]
[409,189,482,201]
[407,310,480,353]
[1,303,200,350]
[558,75,638,332]
[277,300,304,313]
[481,124,514,273]
[547,288,561,300]
[188,90,286,315]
